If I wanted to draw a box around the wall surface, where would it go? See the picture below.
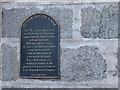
[0,0,120,2]
[0,1,2,90]
[0,1,119,89]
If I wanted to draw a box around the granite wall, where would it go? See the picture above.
[0,2,118,88]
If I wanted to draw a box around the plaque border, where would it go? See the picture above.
[19,13,60,79]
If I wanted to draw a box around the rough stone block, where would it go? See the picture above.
[2,6,73,40]
[0,2,2,43]
[0,70,1,80]
[99,4,118,39]
[117,48,120,72]
[2,43,19,81]
[81,7,101,38]
[81,3,118,39]
[42,7,73,40]
[0,53,1,74]
[60,46,106,82]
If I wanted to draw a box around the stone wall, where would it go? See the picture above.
[0,1,2,90]
[1,2,118,88]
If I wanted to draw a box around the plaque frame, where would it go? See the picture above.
[19,13,60,79]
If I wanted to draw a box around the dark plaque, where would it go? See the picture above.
[19,13,59,78]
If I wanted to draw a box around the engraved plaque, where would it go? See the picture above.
[19,13,59,78]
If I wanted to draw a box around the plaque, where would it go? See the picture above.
[19,13,59,78]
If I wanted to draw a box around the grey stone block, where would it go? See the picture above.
[2,6,73,40]
[81,7,101,38]
[2,43,19,81]
[0,53,1,71]
[99,4,118,39]
[0,2,2,43]
[42,7,73,40]
[81,3,118,39]
[60,46,106,82]
[118,48,120,72]
[0,70,1,80]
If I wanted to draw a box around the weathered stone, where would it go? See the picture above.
[81,3,118,39]
[0,70,1,80]
[0,48,1,80]
[81,7,101,38]
[99,4,118,39]
[42,7,73,40]
[117,48,120,72]
[0,52,1,80]
[1,2,118,88]
[2,43,19,81]
[2,6,73,39]
[0,2,2,43]
[60,46,106,82]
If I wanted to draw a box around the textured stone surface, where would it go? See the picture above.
[1,2,118,88]
[42,7,73,39]
[2,43,19,81]
[60,46,107,82]
[81,7,101,38]
[1,88,119,90]
[81,3,118,39]
[100,4,118,39]
[2,7,73,39]
[0,7,1,39]
[1,42,107,82]
[118,48,120,88]
[0,52,1,80]
[117,49,120,72]
[0,1,2,82]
